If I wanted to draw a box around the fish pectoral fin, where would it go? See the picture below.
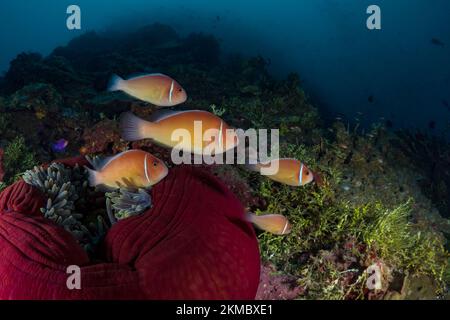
[95,183,115,193]
[119,177,137,189]
[114,180,125,189]
[113,182,139,194]
[84,156,95,168]
[95,156,115,171]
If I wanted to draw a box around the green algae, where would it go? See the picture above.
[207,61,450,299]
[1,136,37,189]
[251,139,449,299]
[0,113,11,134]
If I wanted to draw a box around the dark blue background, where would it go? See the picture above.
[1,0,449,133]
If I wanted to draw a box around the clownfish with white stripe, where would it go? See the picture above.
[108,73,187,107]
[120,110,239,156]
[247,158,314,187]
[85,149,168,190]
[245,213,292,235]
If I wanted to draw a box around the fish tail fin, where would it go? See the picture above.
[244,146,264,171]
[245,212,256,223]
[84,166,101,187]
[245,212,291,235]
[108,74,125,92]
[120,112,151,141]
[245,212,265,231]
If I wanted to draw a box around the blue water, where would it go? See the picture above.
[1,0,449,133]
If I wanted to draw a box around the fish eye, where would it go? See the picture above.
[178,88,183,92]
[305,171,310,175]
[153,161,158,167]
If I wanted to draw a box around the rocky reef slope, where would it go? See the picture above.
[0,23,449,300]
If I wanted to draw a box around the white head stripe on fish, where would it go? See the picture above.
[281,219,289,235]
[298,163,304,186]
[169,80,174,104]
[218,120,223,150]
[144,154,151,183]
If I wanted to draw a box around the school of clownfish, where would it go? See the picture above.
[84,72,318,236]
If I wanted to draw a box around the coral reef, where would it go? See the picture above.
[81,119,126,155]
[256,263,305,300]
[247,128,449,299]
[0,149,5,191]
[385,274,443,300]
[0,23,448,300]
[2,52,73,94]
[7,82,62,113]
[0,113,10,134]
[0,136,37,187]
[393,130,450,217]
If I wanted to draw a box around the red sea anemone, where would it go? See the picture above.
[0,157,260,299]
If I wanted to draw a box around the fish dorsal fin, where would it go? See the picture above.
[258,158,291,165]
[93,155,115,170]
[280,158,299,162]
[85,155,110,170]
[126,73,169,80]
[147,73,169,77]
[89,150,139,170]
[149,109,210,123]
